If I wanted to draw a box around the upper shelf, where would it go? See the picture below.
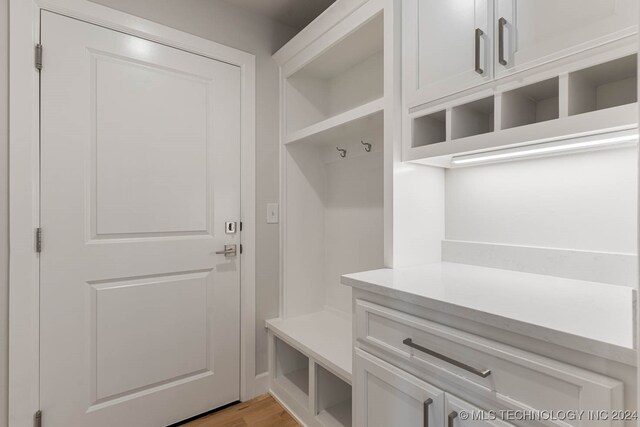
[285,98,383,145]
[285,13,384,136]
[406,53,638,167]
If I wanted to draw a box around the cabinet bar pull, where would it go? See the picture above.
[448,411,459,427]
[498,17,508,66]
[423,398,433,427]
[474,28,484,75]
[403,338,491,378]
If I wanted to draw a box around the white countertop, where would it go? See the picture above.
[342,262,636,364]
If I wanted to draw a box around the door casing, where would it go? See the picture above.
[8,1,257,425]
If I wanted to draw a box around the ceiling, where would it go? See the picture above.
[223,0,336,30]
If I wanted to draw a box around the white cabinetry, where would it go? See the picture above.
[445,395,513,427]
[352,299,627,427]
[496,0,638,77]
[355,349,445,427]
[267,0,398,425]
[403,0,493,105]
[355,349,515,427]
[404,0,638,106]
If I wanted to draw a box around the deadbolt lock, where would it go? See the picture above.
[225,221,237,234]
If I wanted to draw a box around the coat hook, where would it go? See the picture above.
[336,147,347,158]
[361,140,372,152]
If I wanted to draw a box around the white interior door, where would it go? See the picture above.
[40,11,241,427]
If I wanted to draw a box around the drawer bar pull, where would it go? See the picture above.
[448,411,458,427]
[403,338,492,378]
[423,398,433,427]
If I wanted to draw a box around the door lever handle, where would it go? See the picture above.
[216,244,237,257]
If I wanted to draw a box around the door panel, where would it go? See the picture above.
[93,55,211,235]
[40,11,241,427]
[496,0,638,76]
[94,273,208,400]
[355,349,445,427]
[404,0,493,105]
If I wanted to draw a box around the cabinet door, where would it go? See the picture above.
[355,349,445,427]
[404,0,493,105]
[495,0,638,77]
[445,394,515,427]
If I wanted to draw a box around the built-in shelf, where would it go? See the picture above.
[317,400,353,427]
[568,54,637,116]
[412,110,446,148]
[274,337,310,408]
[451,96,494,140]
[267,311,352,383]
[285,98,384,145]
[405,52,639,167]
[285,13,383,134]
[315,364,352,427]
[502,77,559,130]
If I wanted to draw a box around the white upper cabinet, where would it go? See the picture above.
[496,0,638,77]
[405,0,638,106]
[404,0,493,106]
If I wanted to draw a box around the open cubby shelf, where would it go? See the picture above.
[568,54,637,116]
[274,337,310,408]
[502,77,559,130]
[406,53,639,167]
[268,313,353,427]
[267,311,352,382]
[452,96,494,140]
[412,110,446,147]
[285,13,383,134]
[316,365,352,427]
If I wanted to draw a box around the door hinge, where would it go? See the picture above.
[240,244,243,254]
[35,228,42,253]
[35,44,43,70]
[239,221,243,231]
[34,410,42,427]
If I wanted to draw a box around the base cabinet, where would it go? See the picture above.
[353,300,628,427]
[355,349,514,427]
[355,349,445,427]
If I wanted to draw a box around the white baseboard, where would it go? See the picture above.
[253,372,269,397]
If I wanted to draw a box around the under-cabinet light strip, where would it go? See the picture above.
[450,133,638,167]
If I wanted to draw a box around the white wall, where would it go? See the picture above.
[0,0,8,425]
[445,147,638,254]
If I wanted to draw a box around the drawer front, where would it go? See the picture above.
[355,300,624,427]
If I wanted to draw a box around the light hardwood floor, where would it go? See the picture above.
[183,394,299,427]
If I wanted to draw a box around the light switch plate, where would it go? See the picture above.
[266,203,279,224]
